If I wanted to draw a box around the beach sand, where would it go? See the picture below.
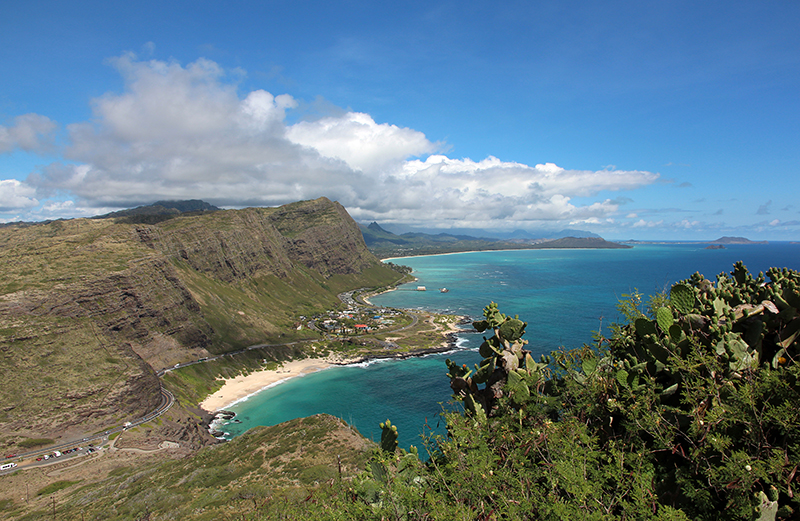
[199,357,338,412]
[198,314,466,413]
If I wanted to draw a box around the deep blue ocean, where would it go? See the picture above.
[219,243,800,450]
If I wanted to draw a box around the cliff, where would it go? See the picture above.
[0,198,400,447]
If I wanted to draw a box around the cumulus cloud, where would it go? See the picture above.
[677,219,700,229]
[18,54,659,227]
[633,219,664,228]
[286,112,436,172]
[0,113,57,154]
[0,179,39,212]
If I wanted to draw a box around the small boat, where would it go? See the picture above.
[440,288,449,293]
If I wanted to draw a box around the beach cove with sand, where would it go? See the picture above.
[200,357,341,413]
[199,309,465,416]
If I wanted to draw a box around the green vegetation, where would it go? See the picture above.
[15,438,54,449]
[0,197,404,447]
[36,480,81,496]
[361,222,630,259]
[27,415,371,520]
[163,343,309,406]
[349,262,797,520]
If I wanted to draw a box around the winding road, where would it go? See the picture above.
[1,388,175,474]
[3,287,431,475]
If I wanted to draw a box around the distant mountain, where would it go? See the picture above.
[362,223,600,241]
[93,199,221,222]
[531,236,631,249]
[545,228,601,239]
[359,223,629,258]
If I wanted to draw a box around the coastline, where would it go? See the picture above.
[380,245,633,263]
[199,316,467,414]
[199,356,342,413]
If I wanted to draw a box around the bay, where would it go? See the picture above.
[220,243,800,450]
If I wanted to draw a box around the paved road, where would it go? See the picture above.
[2,286,417,475]
[1,388,175,474]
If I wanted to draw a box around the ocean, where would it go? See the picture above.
[218,243,800,450]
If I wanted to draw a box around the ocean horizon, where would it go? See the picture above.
[218,242,800,449]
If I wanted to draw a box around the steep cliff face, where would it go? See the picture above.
[268,198,377,277]
[0,198,399,447]
[139,198,377,282]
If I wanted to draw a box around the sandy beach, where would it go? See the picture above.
[199,313,466,413]
[199,357,339,412]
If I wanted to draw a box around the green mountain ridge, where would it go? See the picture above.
[359,221,630,258]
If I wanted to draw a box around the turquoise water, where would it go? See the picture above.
[220,243,800,450]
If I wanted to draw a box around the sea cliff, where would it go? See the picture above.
[0,197,400,446]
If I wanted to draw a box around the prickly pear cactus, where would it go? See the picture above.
[379,420,398,454]
[669,283,695,314]
[446,302,543,418]
[656,306,674,332]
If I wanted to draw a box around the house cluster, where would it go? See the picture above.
[306,307,404,336]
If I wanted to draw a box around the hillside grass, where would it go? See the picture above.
[19,415,372,521]
[0,219,154,293]
[0,204,405,449]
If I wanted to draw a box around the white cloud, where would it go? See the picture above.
[17,54,659,228]
[0,113,57,154]
[0,179,38,212]
[286,112,436,173]
[632,219,664,228]
[678,219,700,229]
[397,156,657,199]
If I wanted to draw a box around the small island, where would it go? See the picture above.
[708,236,768,245]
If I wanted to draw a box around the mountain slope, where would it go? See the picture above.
[0,198,401,448]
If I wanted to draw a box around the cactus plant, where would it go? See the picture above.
[379,420,398,454]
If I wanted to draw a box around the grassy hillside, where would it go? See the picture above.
[1,415,373,521]
[0,198,403,450]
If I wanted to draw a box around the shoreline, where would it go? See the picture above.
[199,357,342,413]
[379,243,639,263]
[199,319,467,414]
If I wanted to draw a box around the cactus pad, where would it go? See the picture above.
[656,307,674,332]
[670,283,695,314]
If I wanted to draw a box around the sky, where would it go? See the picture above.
[1,1,798,240]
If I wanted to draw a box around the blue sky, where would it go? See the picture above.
[1,0,798,240]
